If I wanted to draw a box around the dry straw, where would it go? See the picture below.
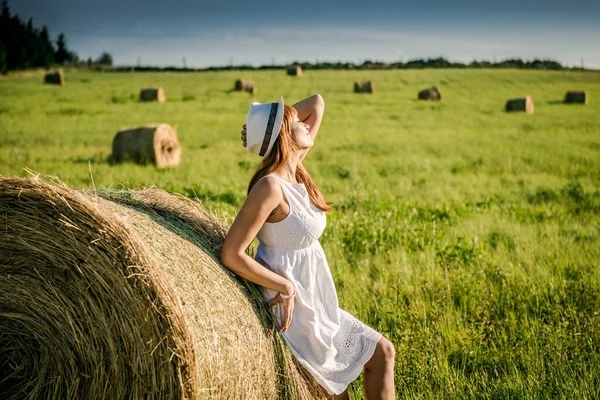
[287,66,302,77]
[0,174,327,400]
[111,123,181,168]
[354,81,375,94]
[234,79,257,94]
[505,96,534,113]
[44,69,64,85]
[564,90,588,104]
[140,87,167,102]
[418,86,441,101]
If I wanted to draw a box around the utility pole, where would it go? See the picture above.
[182,57,187,69]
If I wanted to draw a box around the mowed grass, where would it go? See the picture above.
[1,69,600,399]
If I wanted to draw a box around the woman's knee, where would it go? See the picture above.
[379,337,395,363]
[366,337,395,370]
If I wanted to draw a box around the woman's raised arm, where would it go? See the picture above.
[293,94,324,142]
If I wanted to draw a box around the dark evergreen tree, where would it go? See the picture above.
[39,26,55,67]
[0,0,7,73]
[95,52,113,66]
[0,1,79,70]
[54,32,70,64]
[0,44,7,74]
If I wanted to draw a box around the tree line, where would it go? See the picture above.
[119,57,569,73]
[202,57,566,71]
[0,0,112,73]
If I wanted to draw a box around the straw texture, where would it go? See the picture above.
[140,88,166,102]
[0,174,327,400]
[287,66,302,77]
[505,96,534,113]
[418,86,441,101]
[564,91,588,104]
[354,81,375,94]
[111,123,181,168]
[234,79,257,94]
[44,70,64,85]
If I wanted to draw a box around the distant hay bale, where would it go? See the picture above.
[234,79,257,94]
[287,66,302,77]
[564,91,588,104]
[111,123,181,168]
[354,81,375,94]
[44,69,64,85]
[140,87,166,102]
[0,174,328,400]
[505,96,534,114]
[418,86,441,101]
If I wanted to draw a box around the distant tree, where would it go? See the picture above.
[0,0,10,72]
[54,32,77,65]
[54,33,69,64]
[39,26,55,67]
[0,44,6,74]
[1,0,8,19]
[95,52,113,66]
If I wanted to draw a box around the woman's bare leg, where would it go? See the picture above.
[363,337,395,399]
[332,390,349,400]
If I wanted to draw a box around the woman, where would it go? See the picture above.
[220,94,395,399]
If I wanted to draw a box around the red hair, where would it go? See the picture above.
[248,104,332,213]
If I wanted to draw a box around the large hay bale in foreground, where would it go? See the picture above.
[0,175,326,400]
[112,123,181,168]
[354,81,375,94]
[287,66,302,77]
[418,86,441,101]
[234,79,257,94]
[564,90,588,104]
[140,87,166,102]
[505,96,534,114]
[44,70,64,85]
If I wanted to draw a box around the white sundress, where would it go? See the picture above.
[255,174,382,395]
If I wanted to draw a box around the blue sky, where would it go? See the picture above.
[11,0,600,68]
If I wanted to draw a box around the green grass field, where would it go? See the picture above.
[1,68,599,399]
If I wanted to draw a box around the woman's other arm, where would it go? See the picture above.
[220,178,295,296]
[293,94,324,143]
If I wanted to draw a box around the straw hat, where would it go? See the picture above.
[245,96,284,157]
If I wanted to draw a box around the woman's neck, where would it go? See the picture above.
[277,152,301,183]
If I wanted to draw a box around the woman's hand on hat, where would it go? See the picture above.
[241,124,247,147]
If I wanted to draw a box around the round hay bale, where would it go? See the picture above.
[418,86,441,101]
[234,79,257,94]
[564,90,588,104]
[140,87,166,102]
[111,123,181,168]
[287,66,302,77]
[505,96,534,114]
[354,81,375,94]
[44,69,64,86]
[0,175,327,400]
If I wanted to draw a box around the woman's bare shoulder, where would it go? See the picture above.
[247,176,282,205]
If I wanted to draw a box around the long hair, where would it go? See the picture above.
[247,104,332,213]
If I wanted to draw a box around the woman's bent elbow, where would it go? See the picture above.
[314,94,324,108]
[220,248,234,267]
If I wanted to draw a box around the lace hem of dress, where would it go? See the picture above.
[287,311,383,395]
